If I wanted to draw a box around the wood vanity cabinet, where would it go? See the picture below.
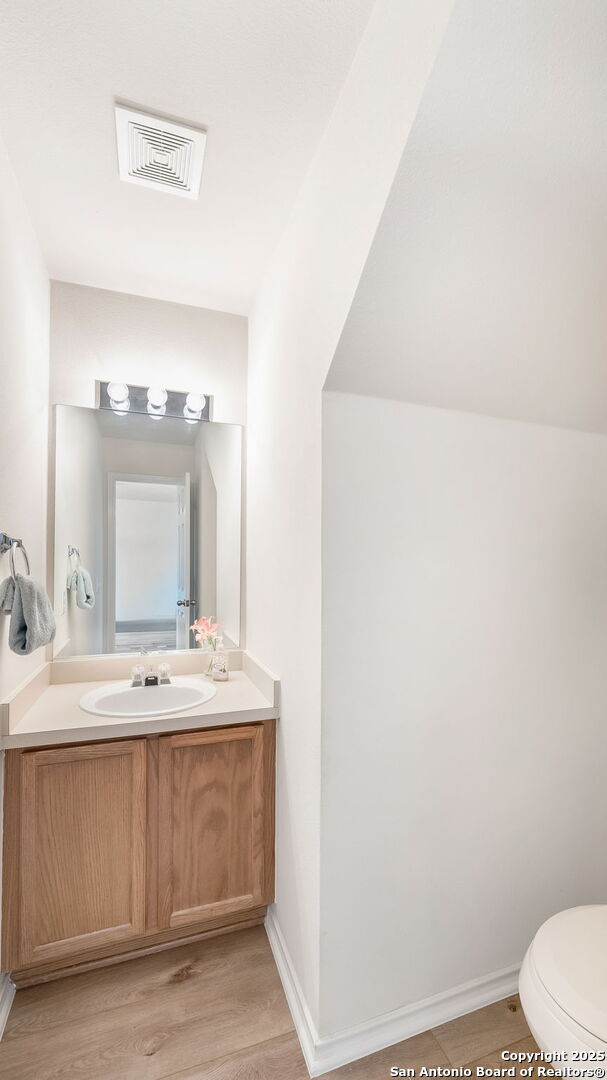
[2,720,275,985]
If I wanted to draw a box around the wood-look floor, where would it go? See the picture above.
[0,925,538,1079]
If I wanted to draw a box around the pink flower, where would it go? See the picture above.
[190,616,220,635]
[190,615,222,647]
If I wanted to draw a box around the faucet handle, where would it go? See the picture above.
[131,664,145,687]
[158,662,171,684]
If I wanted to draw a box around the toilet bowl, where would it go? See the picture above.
[519,906,607,1056]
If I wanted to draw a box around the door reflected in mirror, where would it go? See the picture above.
[112,476,190,652]
[53,404,242,658]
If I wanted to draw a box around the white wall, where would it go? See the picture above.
[201,424,242,646]
[49,282,246,654]
[246,0,455,1029]
[50,282,247,425]
[194,430,218,625]
[101,436,194,480]
[321,391,607,1035]
[53,405,103,656]
[0,136,50,699]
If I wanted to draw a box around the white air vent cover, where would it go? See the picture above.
[115,105,206,200]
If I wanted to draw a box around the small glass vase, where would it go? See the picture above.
[200,636,228,680]
[209,652,229,681]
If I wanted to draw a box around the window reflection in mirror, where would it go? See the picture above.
[53,405,242,658]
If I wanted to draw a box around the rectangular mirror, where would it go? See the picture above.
[52,404,242,658]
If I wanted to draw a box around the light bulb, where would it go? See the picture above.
[147,386,167,408]
[186,393,205,413]
[111,399,130,415]
[147,402,166,420]
[183,404,201,424]
[107,382,129,404]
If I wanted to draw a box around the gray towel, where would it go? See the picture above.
[67,567,95,610]
[0,574,56,655]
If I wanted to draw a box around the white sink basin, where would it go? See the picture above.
[79,677,217,719]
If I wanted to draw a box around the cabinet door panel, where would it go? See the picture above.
[158,726,267,929]
[19,741,146,965]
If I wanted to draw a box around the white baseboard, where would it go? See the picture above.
[265,908,520,1078]
[265,908,319,1074]
[0,974,15,1040]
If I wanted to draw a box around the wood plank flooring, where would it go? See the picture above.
[0,925,538,1079]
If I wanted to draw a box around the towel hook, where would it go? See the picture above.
[0,532,21,555]
[9,540,30,579]
[1,534,31,578]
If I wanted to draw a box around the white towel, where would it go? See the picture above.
[0,574,56,655]
[67,567,95,609]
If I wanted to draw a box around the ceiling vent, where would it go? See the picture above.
[115,105,207,200]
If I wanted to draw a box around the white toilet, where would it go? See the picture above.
[519,906,607,1055]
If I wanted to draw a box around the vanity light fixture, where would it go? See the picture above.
[98,382,212,422]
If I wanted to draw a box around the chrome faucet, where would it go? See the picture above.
[157,662,171,685]
[131,660,171,688]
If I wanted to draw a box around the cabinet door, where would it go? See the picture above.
[157,725,271,929]
[15,741,146,967]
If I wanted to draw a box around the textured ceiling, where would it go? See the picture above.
[0,0,374,314]
[328,0,607,433]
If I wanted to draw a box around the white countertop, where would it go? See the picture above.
[1,655,279,748]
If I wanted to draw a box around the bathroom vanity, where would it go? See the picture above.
[0,393,279,988]
[0,652,278,987]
